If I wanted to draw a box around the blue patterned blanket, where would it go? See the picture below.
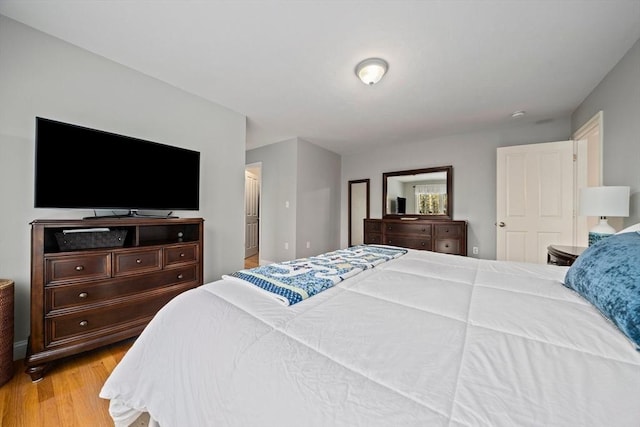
[225,245,407,305]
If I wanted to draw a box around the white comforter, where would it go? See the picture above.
[100,249,640,427]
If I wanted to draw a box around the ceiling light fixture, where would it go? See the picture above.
[511,110,526,118]
[355,58,388,85]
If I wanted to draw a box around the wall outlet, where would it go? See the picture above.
[472,246,479,255]
[284,242,289,250]
[306,241,310,249]
[285,200,290,208]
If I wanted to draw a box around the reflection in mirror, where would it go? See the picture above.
[383,166,452,219]
[348,179,370,246]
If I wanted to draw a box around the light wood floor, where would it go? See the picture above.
[1,256,258,426]
[244,253,259,269]
[0,338,134,427]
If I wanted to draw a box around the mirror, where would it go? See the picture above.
[348,179,370,246]
[383,166,452,219]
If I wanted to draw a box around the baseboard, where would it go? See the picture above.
[14,339,27,361]
[259,258,273,266]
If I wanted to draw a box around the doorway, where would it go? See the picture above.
[245,163,261,268]
[496,140,575,264]
[496,113,603,263]
[573,111,603,246]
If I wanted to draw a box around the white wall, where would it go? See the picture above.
[0,16,247,358]
[572,37,640,226]
[341,119,572,259]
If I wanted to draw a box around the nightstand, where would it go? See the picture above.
[547,245,587,266]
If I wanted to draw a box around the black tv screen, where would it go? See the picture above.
[34,117,200,211]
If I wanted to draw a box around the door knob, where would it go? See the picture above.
[498,221,506,227]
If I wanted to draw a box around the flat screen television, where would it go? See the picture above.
[34,117,200,215]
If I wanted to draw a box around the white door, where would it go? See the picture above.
[496,141,575,264]
[245,170,260,258]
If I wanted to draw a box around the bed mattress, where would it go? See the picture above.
[100,249,640,426]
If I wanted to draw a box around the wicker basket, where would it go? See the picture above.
[55,229,128,251]
[0,279,14,387]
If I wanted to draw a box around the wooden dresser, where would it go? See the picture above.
[364,218,467,256]
[26,217,203,381]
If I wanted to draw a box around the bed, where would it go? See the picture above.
[100,235,640,427]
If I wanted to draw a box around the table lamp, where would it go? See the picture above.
[579,186,630,246]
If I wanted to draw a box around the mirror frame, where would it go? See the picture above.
[382,165,453,219]
[348,179,370,246]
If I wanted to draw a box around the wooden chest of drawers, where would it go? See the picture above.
[26,217,204,381]
[363,218,383,244]
[364,218,467,255]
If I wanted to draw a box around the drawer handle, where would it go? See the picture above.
[75,265,84,271]
[136,259,142,264]
[180,253,185,257]
[177,273,184,279]
[445,244,450,248]
[421,228,426,232]
[421,242,425,246]
[78,292,88,299]
[79,320,88,327]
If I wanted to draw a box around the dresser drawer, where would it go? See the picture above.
[385,222,432,236]
[45,286,188,346]
[384,236,432,251]
[164,243,198,267]
[45,253,111,285]
[434,224,464,238]
[364,232,383,245]
[114,248,162,276]
[46,265,199,312]
[434,239,461,254]
[364,220,382,234]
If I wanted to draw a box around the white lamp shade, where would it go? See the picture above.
[579,186,630,217]
[355,58,388,85]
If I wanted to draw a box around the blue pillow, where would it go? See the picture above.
[564,231,640,349]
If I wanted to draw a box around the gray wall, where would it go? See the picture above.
[296,139,341,257]
[246,139,298,263]
[341,36,640,258]
[572,37,640,226]
[246,138,341,263]
[340,119,572,260]
[0,16,247,358]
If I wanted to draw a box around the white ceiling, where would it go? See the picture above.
[1,1,639,155]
